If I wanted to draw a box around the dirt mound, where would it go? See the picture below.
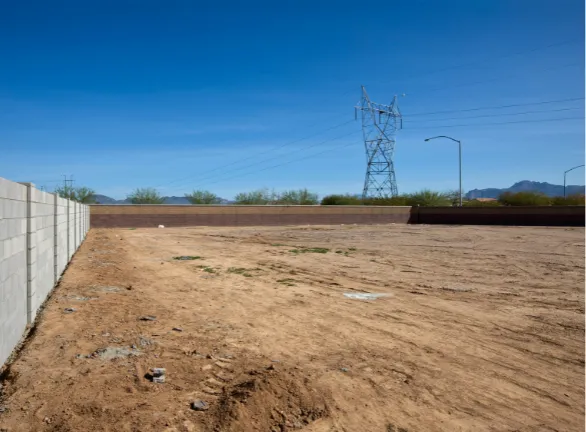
[207,366,330,432]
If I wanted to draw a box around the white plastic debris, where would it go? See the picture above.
[150,367,166,383]
[343,293,390,300]
[158,225,165,228]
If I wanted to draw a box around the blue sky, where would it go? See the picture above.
[0,0,584,199]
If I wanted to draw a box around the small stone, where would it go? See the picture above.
[139,316,157,321]
[64,308,76,313]
[44,416,51,424]
[340,367,349,372]
[190,400,209,411]
[172,327,183,332]
[267,364,275,371]
[152,376,165,383]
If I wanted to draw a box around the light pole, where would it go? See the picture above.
[424,135,462,206]
[563,164,585,198]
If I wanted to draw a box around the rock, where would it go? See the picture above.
[152,376,165,383]
[190,400,209,411]
[64,308,76,313]
[340,367,349,372]
[172,327,183,332]
[139,316,157,321]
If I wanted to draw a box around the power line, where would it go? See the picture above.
[172,116,583,191]
[404,115,583,130]
[173,129,362,191]
[155,118,354,189]
[404,97,585,117]
[405,106,583,123]
[193,133,361,189]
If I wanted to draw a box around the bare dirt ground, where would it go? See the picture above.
[0,224,584,432]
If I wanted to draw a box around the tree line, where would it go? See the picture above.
[53,185,584,206]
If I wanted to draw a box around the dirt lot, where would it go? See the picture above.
[0,225,584,432]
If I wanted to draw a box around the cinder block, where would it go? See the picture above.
[0,177,27,201]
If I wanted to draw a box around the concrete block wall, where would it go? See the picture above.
[28,188,56,321]
[0,178,28,370]
[0,177,89,367]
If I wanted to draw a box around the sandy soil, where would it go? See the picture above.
[0,224,584,432]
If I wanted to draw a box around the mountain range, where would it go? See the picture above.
[465,181,585,199]
[93,181,585,204]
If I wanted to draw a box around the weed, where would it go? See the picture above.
[196,265,216,273]
[277,278,297,286]
[335,250,343,254]
[271,243,287,247]
[228,267,258,277]
[348,247,356,251]
[289,247,330,254]
[173,256,203,261]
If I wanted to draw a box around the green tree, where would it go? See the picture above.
[75,186,97,203]
[54,185,96,203]
[185,190,221,204]
[127,187,165,204]
[55,185,76,200]
[277,188,319,205]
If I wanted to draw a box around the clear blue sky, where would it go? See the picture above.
[0,0,584,199]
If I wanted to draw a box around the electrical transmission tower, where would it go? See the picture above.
[355,86,402,199]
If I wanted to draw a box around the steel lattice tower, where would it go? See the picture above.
[355,86,402,199]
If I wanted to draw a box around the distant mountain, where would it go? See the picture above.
[162,196,190,204]
[94,194,122,204]
[466,181,585,199]
[93,194,230,204]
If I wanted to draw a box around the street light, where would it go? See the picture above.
[424,135,462,206]
[563,164,585,198]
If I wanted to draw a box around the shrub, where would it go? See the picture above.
[234,188,277,205]
[185,190,220,204]
[551,194,585,206]
[278,189,319,205]
[127,187,165,204]
[463,199,501,207]
[406,190,451,207]
[320,194,363,205]
[498,191,551,206]
[235,188,319,205]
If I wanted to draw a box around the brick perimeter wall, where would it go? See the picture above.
[417,206,585,226]
[90,205,415,227]
[90,205,584,228]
